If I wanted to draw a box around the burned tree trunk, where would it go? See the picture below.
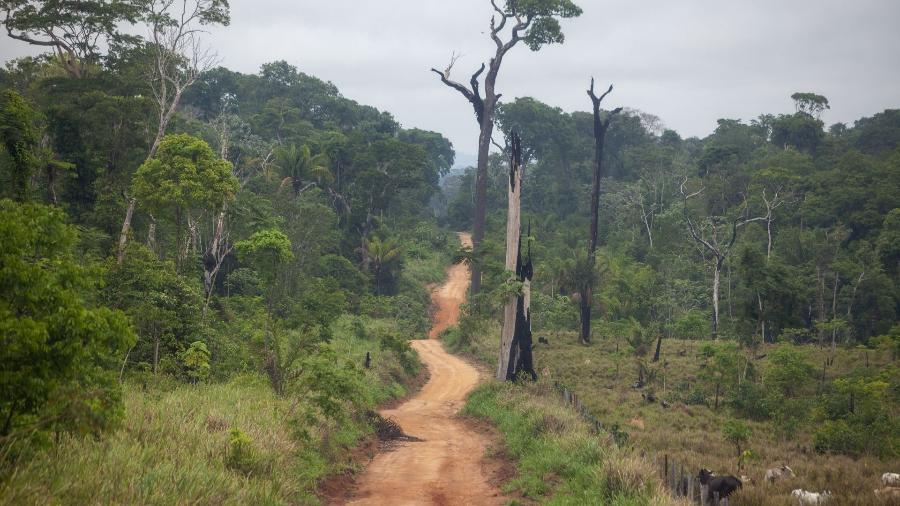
[581,79,622,345]
[497,134,536,381]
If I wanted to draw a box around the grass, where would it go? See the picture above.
[463,380,689,505]
[453,323,900,505]
[0,317,421,505]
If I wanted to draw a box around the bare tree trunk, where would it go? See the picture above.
[816,266,826,346]
[758,291,766,342]
[471,108,493,295]
[712,261,721,339]
[831,271,840,356]
[498,134,523,381]
[153,335,160,375]
[202,208,230,317]
[116,197,136,264]
[581,79,621,345]
[147,213,157,254]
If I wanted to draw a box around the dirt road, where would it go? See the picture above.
[345,233,503,506]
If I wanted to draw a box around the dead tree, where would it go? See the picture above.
[431,1,558,295]
[117,0,220,264]
[497,133,535,381]
[681,179,765,339]
[580,79,622,345]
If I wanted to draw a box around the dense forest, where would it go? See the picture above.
[444,94,900,457]
[0,1,463,501]
[0,0,898,504]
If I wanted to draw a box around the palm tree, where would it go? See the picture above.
[277,144,332,196]
[364,236,403,294]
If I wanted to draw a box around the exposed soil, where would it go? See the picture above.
[339,233,506,506]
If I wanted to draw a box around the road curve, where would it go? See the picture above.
[344,232,503,506]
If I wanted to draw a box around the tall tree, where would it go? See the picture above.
[431,0,581,295]
[1,0,145,78]
[130,133,238,270]
[681,179,765,339]
[117,0,229,264]
[580,79,621,344]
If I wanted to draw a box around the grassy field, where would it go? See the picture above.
[464,380,689,506]
[0,316,421,506]
[451,323,900,505]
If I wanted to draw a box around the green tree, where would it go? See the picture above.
[722,419,752,462]
[430,0,582,295]
[0,200,135,437]
[764,345,815,398]
[0,90,38,201]
[180,341,211,383]
[1,0,145,77]
[790,92,830,119]
[130,133,238,268]
[276,144,332,196]
[363,236,404,295]
[105,243,202,375]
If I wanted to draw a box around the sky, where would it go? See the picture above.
[2,0,900,159]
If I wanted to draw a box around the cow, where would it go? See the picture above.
[883,473,900,487]
[766,464,796,484]
[698,468,742,505]
[791,489,832,505]
[875,486,900,499]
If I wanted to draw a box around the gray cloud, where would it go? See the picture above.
[2,0,899,155]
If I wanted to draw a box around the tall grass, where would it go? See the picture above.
[527,333,900,505]
[0,318,420,505]
[463,380,689,506]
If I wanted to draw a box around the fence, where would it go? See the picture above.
[545,380,711,504]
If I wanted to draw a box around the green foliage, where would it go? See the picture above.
[105,243,202,373]
[463,381,671,504]
[722,419,751,457]
[235,228,293,289]
[0,200,135,438]
[813,373,900,457]
[764,345,815,398]
[276,144,331,195]
[226,427,257,474]
[131,133,237,265]
[180,341,211,383]
[1,0,146,76]
[504,0,584,51]
[0,89,38,200]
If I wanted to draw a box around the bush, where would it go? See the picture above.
[226,427,256,475]
[0,200,135,439]
[729,381,770,420]
[723,419,752,457]
[180,341,211,383]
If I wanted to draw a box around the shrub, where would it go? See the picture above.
[723,419,752,457]
[180,341,211,383]
[0,200,135,439]
[226,427,256,475]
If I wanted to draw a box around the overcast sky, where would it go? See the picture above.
[2,0,899,158]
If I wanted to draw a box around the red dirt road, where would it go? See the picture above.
[345,233,503,506]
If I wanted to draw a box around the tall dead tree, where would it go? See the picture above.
[431,0,581,296]
[580,79,621,345]
[681,179,765,338]
[497,134,536,381]
[117,0,224,264]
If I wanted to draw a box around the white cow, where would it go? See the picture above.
[791,489,832,505]
[883,473,900,487]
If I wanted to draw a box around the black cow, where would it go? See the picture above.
[698,468,742,505]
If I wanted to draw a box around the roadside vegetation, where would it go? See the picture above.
[465,380,690,505]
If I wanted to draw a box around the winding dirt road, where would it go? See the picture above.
[345,233,503,506]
